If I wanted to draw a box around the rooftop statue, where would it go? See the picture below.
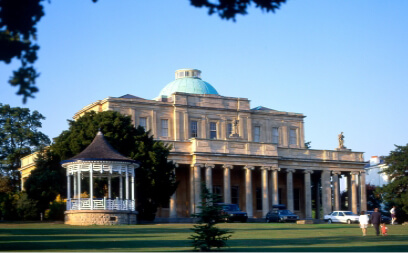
[338,132,346,149]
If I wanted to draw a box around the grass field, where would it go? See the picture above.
[1,222,408,252]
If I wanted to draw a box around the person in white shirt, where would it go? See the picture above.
[390,206,396,225]
[359,211,370,236]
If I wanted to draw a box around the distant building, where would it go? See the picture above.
[365,156,390,187]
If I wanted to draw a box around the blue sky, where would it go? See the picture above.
[1,0,407,160]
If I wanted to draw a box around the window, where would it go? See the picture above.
[191,121,198,138]
[227,123,233,136]
[210,122,217,139]
[213,185,223,200]
[256,187,262,210]
[294,188,300,210]
[254,126,260,142]
[289,128,297,145]
[231,186,239,205]
[272,127,279,144]
[161,119,169,137]
[139,117,147,130]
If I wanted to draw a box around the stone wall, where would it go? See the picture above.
[65,210,137,225]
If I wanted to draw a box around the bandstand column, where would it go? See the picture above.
[67,174,71,200]
[244,166,254,218]
[131,169,135,210]
[360,171,367,212]
[119,170,123,199]
[351,172,358,214]
[90,164,94,210]
[286,169,295,212]
[261,167,270,217]
[126,167,129,200]
[304,169,313,219]
[108,173,112,199]
[205,164,215,193]
[270,167,280,205]
[223,164,233,204]
[73,172,77,198]
[78,169,81,210]
[332,171,341,211]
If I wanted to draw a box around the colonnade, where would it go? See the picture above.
[169,164,367,219]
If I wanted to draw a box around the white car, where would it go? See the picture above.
[324,211,360,224]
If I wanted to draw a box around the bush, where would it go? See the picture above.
[45,199,66,221]
[13,192,39,220]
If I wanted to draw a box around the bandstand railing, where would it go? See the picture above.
[67,198,135,211]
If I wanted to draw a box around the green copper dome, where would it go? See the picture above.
[157,69,219,98]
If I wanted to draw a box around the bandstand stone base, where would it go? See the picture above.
[65,210,137,225]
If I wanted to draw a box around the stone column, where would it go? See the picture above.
[131,170,135,203]
[332,171,341,211]
[191,164,202,214]
[321,170,332,216]
[351,172,358,214]
[223,164,233,204]
[360,171,367,212]
[286,169,296,212]
[170,165,178,218]
[270,167,280,205]
[315,178,321,219]
[205,164,215,193]
[304,169,313,219]
[244,166,254,218]
[125,166,129,200]
[261,167,270,217]
[347,174,352,210]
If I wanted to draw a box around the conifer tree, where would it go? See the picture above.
[189,184,232,251]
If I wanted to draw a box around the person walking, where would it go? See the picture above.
[390,206,396,225]
[359,211,370,236]
[370,208,382,236]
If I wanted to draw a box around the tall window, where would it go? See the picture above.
[254,126,260,142]
[289,128,297,145]
[191,121,198,138]
[272,127,279,144]
[210,122,217,139]
[227,123,233,136]
[161,119,169,137]
[231,186,239,205]
[294,188,300,210]
[213,185,222,201]
[256,187,262,210]
[139,117,147,130]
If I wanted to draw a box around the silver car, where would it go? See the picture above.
[324,211,360,224]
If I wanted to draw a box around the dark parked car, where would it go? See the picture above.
[216,203,248,222]
[366,211,391,224]
[266,208,299,223]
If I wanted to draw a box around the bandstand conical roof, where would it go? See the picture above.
[61,131,138,164]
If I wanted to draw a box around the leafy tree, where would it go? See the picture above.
[49,111,178,220]
[0,103,50,190]
[189,184,232,252]
[1,0,286,102]
[24,148,65,214]
[366,184,382,210]
[377,144,408,222]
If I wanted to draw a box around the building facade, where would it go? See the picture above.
[71,69,367,220]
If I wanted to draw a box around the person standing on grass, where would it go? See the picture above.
[370,208,382,236]
[381,223,388,236]
[359,211,370,236]
[390,206,396,225]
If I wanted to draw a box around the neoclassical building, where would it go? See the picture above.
[71,69,367,220]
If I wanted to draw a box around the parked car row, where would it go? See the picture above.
[215,204,389,225]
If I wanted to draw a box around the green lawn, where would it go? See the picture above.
[1,222,408,252]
